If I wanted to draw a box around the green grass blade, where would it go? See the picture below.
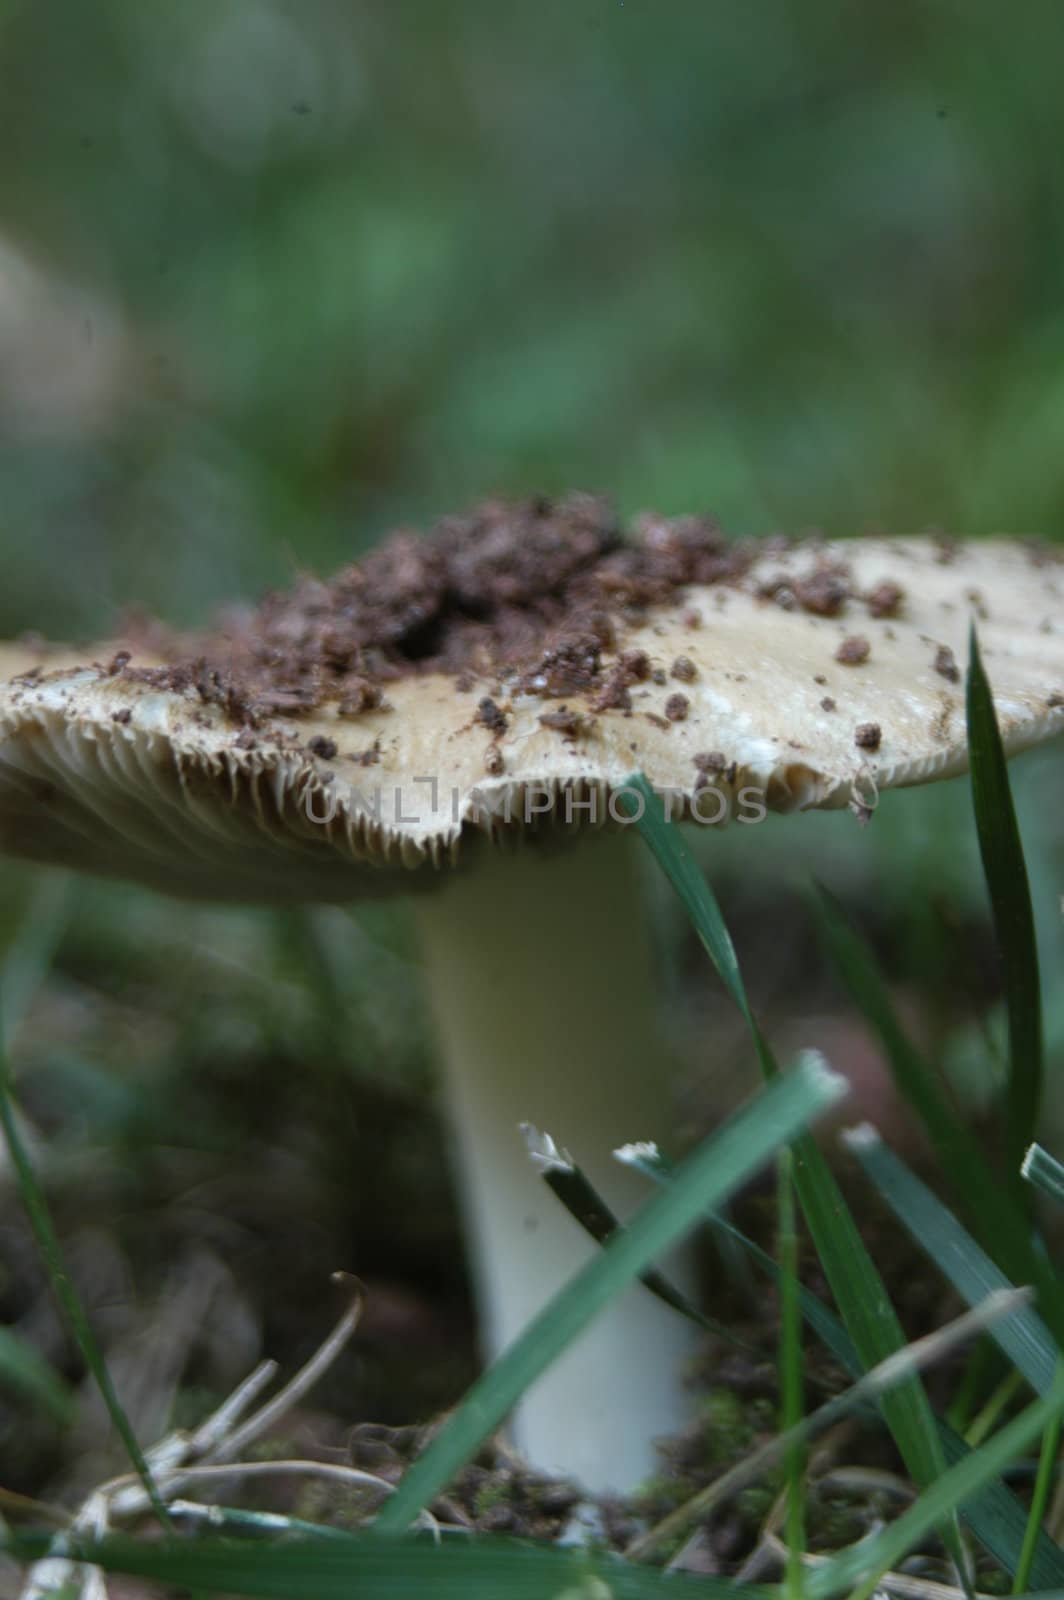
[967,625,1044,1177]
[627,775,957,1549]
[810,884,1064,1350]
[375,1052,846,1532]
[618,775,773,1074]
[618,1145,1064,1587]
[627,1288,1026,1567]
[0,1324,74,1426]
[788,1129,963,1544]
[777,1148,806,1590]
[1,1530,770,1600]
[1023,1142,1064,1209]
[1014,1398,1063,1594]
[528,1128,767,1352]
[0,875,70,1050]
[844,1125,1059,1396]
[0,1021,170,1529]
[805,1368,1064,1600]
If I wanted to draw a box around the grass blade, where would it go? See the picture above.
[1022,1142,1064,1209]
[1,1530,770,1600]
[810,883,1064,1350]
[967,625,1044,1177]
[0,1324,74,1427]
[805,1367,1064,1600]
[617,777,772,1074]
[626,1286,1030,1567]
[1014,1400,1063,1594]
[524,1125,766,1352]
[626,775,959,1558]
[0,1014,170,1529]
[374,1052,846,1532]
[617,1143,1064,1586]
[777,1147,805,1591]
[843,1124,1059,1397]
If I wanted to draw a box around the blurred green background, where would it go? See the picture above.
[4,0,1064,643]
[4,0,1064,1500]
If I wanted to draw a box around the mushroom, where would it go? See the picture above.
[1,500,1063,1493]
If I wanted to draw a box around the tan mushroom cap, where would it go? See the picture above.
[1,536,1062,902]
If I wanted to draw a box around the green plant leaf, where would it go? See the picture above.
[0,1012,170,1529]
[375,1051,845,1532]
[967,624,1044,1177]
[0,1530,772,1600]
[618,1113,1064,1585]
[1022,1141,1064,1209]
[810,883,1064,1350]
[0,1324,74,1426]
[844,1124,1058,1396]
[625,774,959,1558]
[806,1367,1064,1600]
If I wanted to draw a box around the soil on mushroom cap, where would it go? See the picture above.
[114,497,751,722]
[99,498,1062,732]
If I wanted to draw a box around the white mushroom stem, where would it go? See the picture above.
[415,826,698,1494]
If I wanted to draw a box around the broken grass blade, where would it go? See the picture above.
[523,1123,763,1352]
[1022,1142,1064,1210]
[375,1053,847,1532]
[843,1124,1058,1397]
[967,626,1044,1179]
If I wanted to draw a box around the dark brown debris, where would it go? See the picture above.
[620,649,651,683]
[864,580,904,620]
[350,741,382,767]
[670,655,697,683]
[307,735,338,760]
[664,693,690,723]
[538,707,590,737]
[854,723,882,750]
[337,679,384,716]
[933,645,960,684]
[794,566,850,617]
[475,698,508,736]
[591,667,632,714]
[835,636,870,666]
[820,697,836,712]
[86,497,759,727]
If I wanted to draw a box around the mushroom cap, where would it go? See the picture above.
[1,514,1062,902]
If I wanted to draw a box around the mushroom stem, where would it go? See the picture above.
[415,826,698,1493]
